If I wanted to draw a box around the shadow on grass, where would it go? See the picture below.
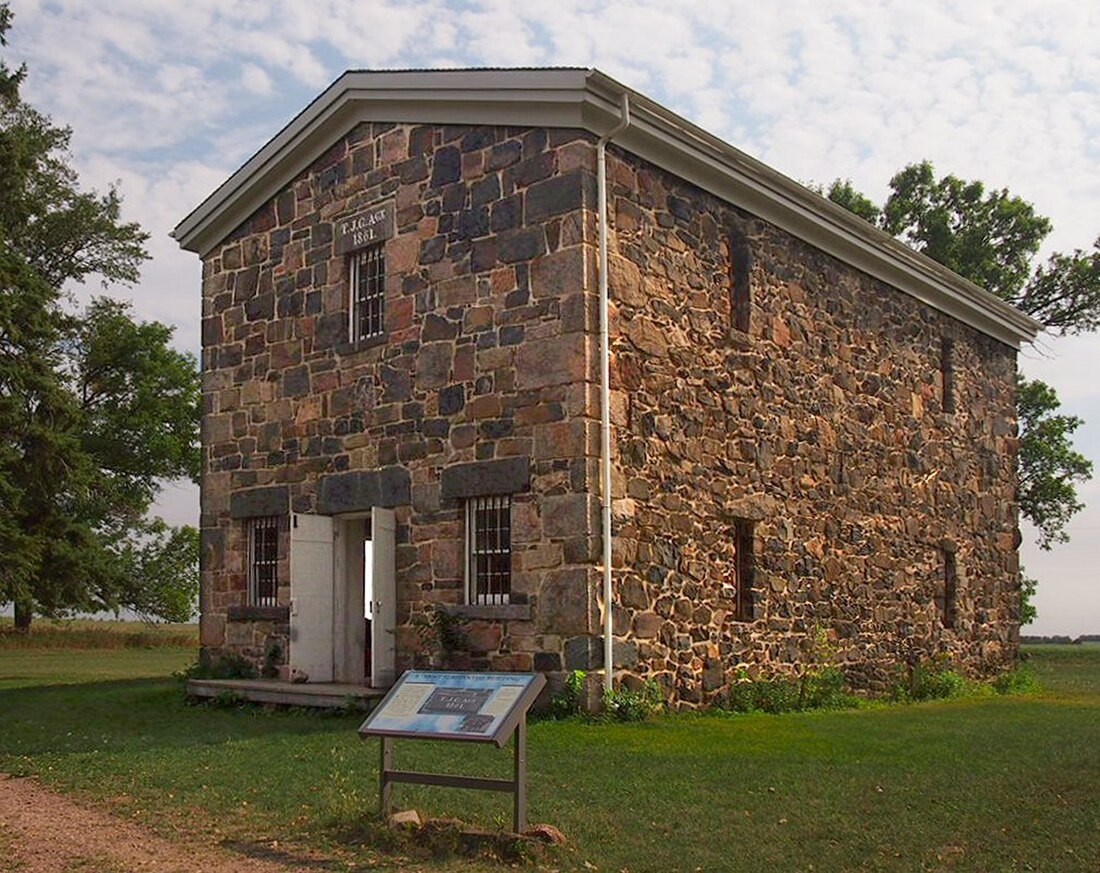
[0,677,359,758]
[220,838,340,870]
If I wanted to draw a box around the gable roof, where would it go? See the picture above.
[173,67,1041,348]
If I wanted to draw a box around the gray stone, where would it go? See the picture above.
[525,172,594,222]
[415,343,452,390]
[533,651,562,671]
[497,227,546,263]
[315,312,347,348]
[283,365,310,398]
[199,528,224,574]
[419,235,446,264]
[563,636,600,671]
[229,485,289,518]
[245,292,274,322]
[380,365,412,402]
[440,456,530,500]
[438,384,465,415]
[457,207,490,240]
[471,175,501,207]
[486,140,522,170]
[201,317,221,347]
[317,467,411,513]
[536,567,590,635]
[430,146,461,187]
[562,636,637,670]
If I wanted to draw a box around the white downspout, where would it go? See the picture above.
[597,93,631,696]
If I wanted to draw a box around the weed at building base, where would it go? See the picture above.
[545,670,664,722]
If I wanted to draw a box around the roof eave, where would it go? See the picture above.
[173,67,1042,348]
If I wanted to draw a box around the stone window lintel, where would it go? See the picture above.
[438,603,531,622]
[227,605,290,622]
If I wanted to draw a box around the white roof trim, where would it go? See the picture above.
[173,68,1041,348]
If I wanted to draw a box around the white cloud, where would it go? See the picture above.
[240,62,273,96]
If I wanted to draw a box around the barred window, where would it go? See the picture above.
[248,516,279,607]
[466,495,511,605]
[349,244,385,342]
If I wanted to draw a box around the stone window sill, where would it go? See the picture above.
[227,605,289,622]
[335,333,388,356]
[725,327,752,350]
[438,603,532,621]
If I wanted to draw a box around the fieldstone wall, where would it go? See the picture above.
[601,145,1021,704]
[195,117,1022,704]
[198,121,606,679]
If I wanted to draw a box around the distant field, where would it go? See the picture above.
[0,640,1096,872]
[0,617,198,650]
[0,647,195,690]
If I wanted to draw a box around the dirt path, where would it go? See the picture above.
[0,774,310,873]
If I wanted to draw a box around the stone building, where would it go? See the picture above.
[174,69,1040,706]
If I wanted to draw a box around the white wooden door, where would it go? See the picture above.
[289,513,335,682]
[370,506,396,688]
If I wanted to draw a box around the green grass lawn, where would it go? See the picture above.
[0,644,1097,872]
[0,616,198,650]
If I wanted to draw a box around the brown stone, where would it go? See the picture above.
[536,568,591,635]
[515,334,588,390]
[633,612,662,638]
[622,317,668,356]
[415,343,453,389]
[465,621,503,653]
[609,254,646,307]
[543,493,595,538]
[529,247,585,299]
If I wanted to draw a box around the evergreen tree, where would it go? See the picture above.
[0,4,200,629]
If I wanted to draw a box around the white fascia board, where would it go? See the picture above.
[173,69,593,256]
[174,67,1041,348]
[581,72,1042,348]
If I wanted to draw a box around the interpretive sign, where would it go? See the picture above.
[358,670,547,832]
[359,670,544,747]
[335,200,395,254]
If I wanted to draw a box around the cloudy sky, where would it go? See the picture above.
[5,0,1098,635]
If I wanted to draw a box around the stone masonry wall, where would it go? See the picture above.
[196,116,1022,704]
[199,122,606,681]
[602,145,1021,705]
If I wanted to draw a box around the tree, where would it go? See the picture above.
[821,161,1096,619]
[0,5,200,630]
[823,179,881,225]
[1016,379,1092,550]
[879,161,1100,333]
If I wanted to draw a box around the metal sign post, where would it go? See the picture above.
[359,670,546,834]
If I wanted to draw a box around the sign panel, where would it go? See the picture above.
[359,670,546,747]
[335,201,395,254]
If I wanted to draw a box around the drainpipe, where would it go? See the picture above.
[597,92,631,696]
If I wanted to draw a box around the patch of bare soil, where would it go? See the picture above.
[0,774,311,873]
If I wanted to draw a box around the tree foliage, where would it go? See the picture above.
[823,179,881,225]
[1016,378,1092,550]
[829,160,1100,335]
[819,161,1094,559]
[0,5,200,628]
[880,161,1051,304]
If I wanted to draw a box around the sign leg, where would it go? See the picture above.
[380,736,393,818]
[513,719,527,834]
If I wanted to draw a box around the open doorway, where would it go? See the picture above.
[334,516,369,685]
[332,507,395,688]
